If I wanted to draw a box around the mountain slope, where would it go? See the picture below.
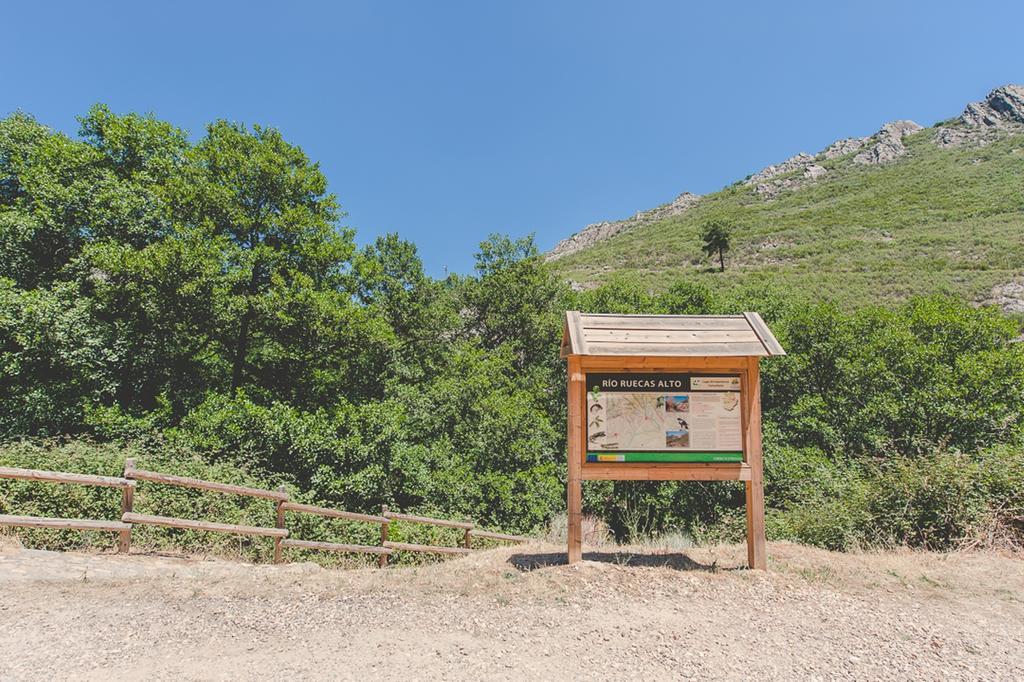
[548,86,1024,310]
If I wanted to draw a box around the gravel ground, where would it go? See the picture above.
[1,541,1022,680]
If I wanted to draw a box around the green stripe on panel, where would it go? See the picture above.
[586,452,743,463]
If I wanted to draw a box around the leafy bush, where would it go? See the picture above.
[762,446,1024,551]
[764,297,1024,457]
[862,451,987,549]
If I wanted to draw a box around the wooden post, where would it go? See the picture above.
[273,485,286,564]
[118,484,134,554]
[463,527,472,550]
[743,358,767,570]
[379,505,389,568]
[567,355,584,564]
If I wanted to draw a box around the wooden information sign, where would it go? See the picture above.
[561,311,785,569]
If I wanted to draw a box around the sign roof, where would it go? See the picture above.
[561,311,786,358]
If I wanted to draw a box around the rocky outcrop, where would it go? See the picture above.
[853,120,923,165]
[631,191,702,224]
[745,153,814,185]
[546,192,701,261]
[748,120,922,199]
[745,153,820,198]
[934,126,971,148]
[985,279,1024,314]
[961,85,1024,127]
[823,137,867,159]
[934,84,1024,147]
[803,164,827,180]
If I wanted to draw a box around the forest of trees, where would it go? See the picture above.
[1,107,1022,555]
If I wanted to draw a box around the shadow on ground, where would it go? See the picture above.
[508,551,737,572]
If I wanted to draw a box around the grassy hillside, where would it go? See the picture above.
[550,126,1024,307]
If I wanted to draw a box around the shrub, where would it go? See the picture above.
[862,451,990,549]
[763,296,1024,458]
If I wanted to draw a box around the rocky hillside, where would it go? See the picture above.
[548,85,1024,310]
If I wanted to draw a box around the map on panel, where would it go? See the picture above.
[585,373,743,463]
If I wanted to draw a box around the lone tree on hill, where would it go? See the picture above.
[700,220,732,272]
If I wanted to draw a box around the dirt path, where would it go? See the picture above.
[1,541,1022,680]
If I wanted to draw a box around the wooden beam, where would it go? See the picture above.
[0,514,130,532]
[743,312,786,356]
[281,538,393,555]
[382,511,473,530]
[118,484,134,553]
[568,310,588,354]
[379,505,390,568]
[122,512,288,538]
[578,355,750,371]
[582,341,768,356]
[567,355,584,564]
[274,485,286,564]
[582,329,761,344]
[581,463,751,481]
[743,359,767,570]
[125,467,288,501]
[580,315,751,330]
[469,529,531,542]
[282,501,388,524]
[382,541,471,555]
[0,466,134,489]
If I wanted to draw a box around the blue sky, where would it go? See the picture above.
[5,1,1023,275]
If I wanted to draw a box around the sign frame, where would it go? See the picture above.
[562,311,784,571]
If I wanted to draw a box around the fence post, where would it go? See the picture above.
[118,485,134,554]
[463,528,472,550]
[274,485,287,564]
[379,504,389,568]
[118,458,136,554]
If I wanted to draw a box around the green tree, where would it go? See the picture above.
[0,279,108,437]
[700,220,732,272]
[460,234,567,375]
[171,120,356,395]
[83,226,232,416]
[573,273,659,314]
[353,233,457,381]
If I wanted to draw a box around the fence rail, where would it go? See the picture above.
[469,529,531,543]
[280,501,388,524]
[2,461,532,564]
[381,508,475,558]
[125,464,288,501]
[122,512,288,538]
[383,540,472,555]
[275,495,387,563]
[0,466,135,550]
[0,466,135,489]
[0,514,130,533]
[280,538,393,555]
[382,510,473,530]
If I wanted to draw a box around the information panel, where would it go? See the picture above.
[585,373,742,463]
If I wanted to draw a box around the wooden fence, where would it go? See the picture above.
[0,461,531,564]
[120,458,289,553]
[0,466,135,552]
